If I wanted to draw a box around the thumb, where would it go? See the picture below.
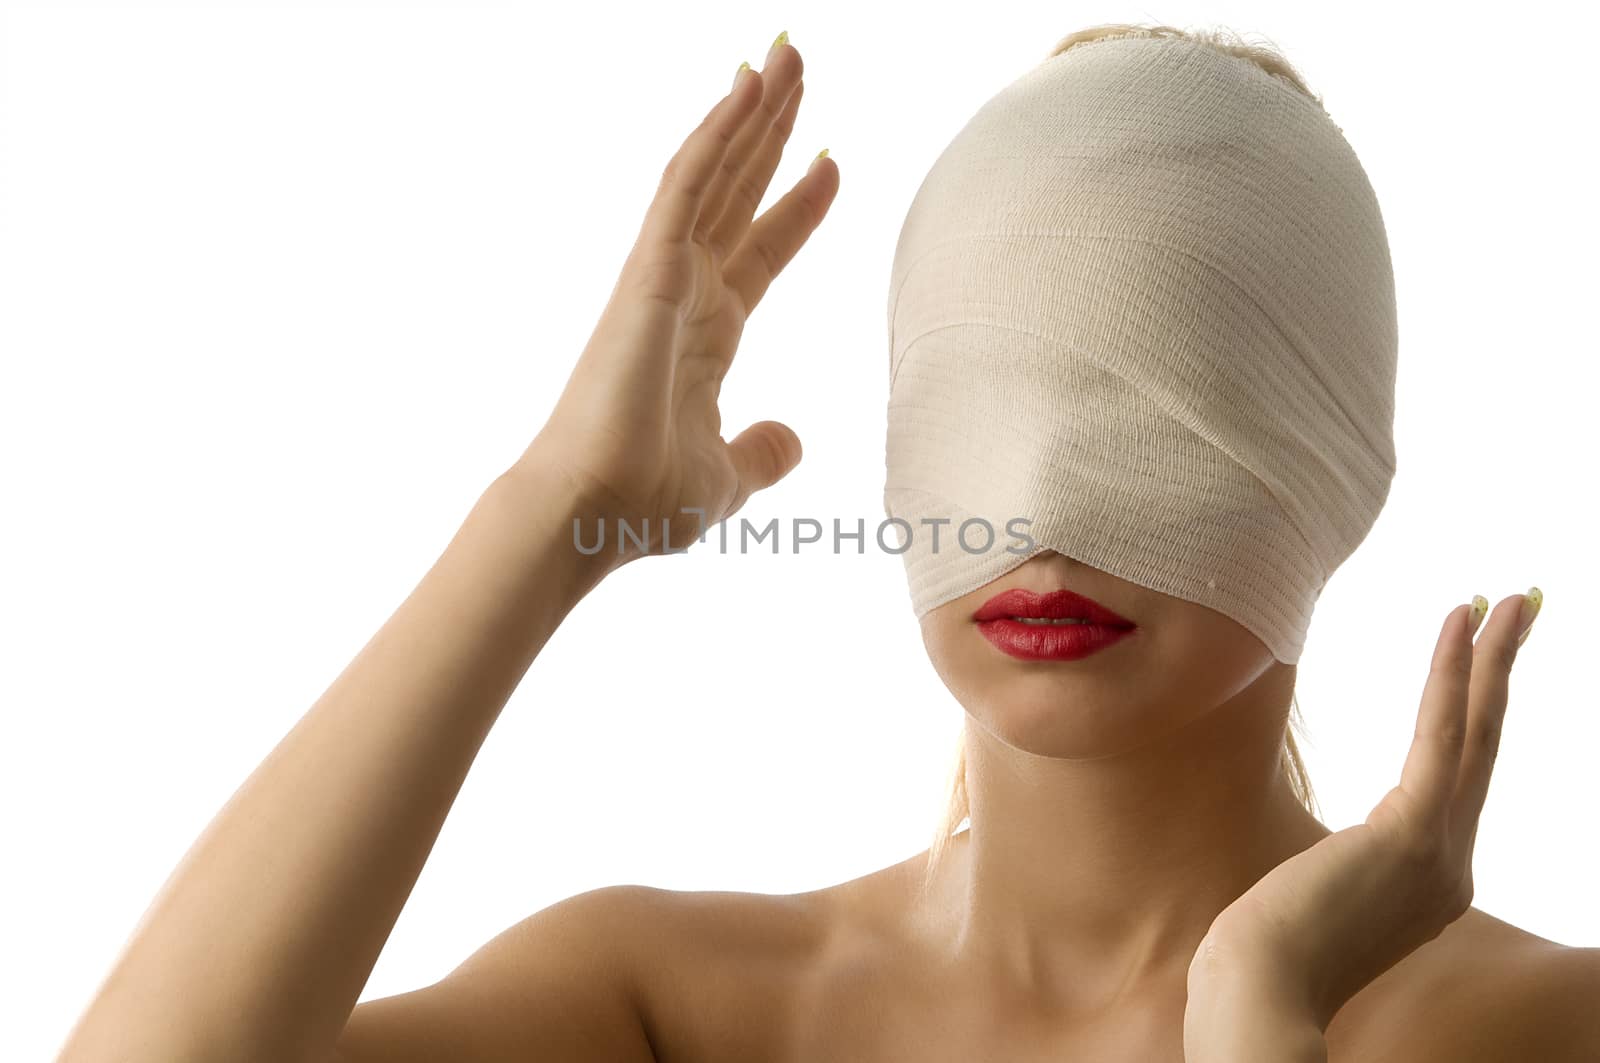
[725,419,802,499]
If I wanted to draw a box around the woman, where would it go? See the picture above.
[57,23,1596,1063]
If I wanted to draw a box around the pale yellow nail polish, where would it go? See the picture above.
[1468,594,1488,635]
[1515,586,1543,648]
[768,30,789,63]
[734,60,751,91]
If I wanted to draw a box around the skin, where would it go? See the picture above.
[911,549,1335,1017]
[905,557,1576,1061]
[54,31,828,1063]
[54,31,1599,1063]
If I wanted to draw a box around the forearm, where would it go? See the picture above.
[1185,969,1328,1063]
[58,457,612,1063]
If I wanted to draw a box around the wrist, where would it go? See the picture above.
[482,457,620,597]
[1186,962,1326,1063]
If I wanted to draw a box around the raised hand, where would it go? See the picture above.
[524,32,836,572]
[1192,588,1545,1030]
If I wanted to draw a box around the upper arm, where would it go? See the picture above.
[330,884,663,1063]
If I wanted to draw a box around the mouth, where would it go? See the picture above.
[971,587,1135,627]
[971,587,1136,662]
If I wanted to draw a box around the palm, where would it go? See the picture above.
[1201,591,1538,1030]
[647,242,756,523]
[528,42,835,565]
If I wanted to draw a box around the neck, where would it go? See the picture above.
[914,667,1331,1014]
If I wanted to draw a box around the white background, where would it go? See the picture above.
[3,1,1596,1058]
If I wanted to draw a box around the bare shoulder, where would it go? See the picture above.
[1502,936,1600,1059]
[620,880,838,1062]
[340,882,836,1063]
[337,884,671,1063]
[1329,906,1600,1062]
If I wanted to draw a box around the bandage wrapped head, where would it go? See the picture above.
[883,32,1397,665]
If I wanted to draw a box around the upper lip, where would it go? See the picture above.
[972,587,1135,626]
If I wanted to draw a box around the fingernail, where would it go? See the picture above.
[768,29,789,64]
[734,60,751,92]
[808,147,829,174]
[1468,594,1489,636]
[1515,586,1543,648]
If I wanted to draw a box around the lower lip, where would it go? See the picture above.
[975,619,1136,661]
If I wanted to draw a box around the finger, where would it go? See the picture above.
[705,64,805,258]
[725,419,803,506]
[1451,592,1532,849]
[1396,602,1476,829]
[722,150,838,317]
[639,63,769,251]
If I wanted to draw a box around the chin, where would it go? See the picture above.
[962,674,1192,762]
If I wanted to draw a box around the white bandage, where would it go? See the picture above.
[883,33,1397,664]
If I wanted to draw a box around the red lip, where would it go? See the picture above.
[972,588,1137,662]
[972,588,1134,625]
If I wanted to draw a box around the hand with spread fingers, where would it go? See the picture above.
[522,32,836,573]
[1187,587,1545,1042]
